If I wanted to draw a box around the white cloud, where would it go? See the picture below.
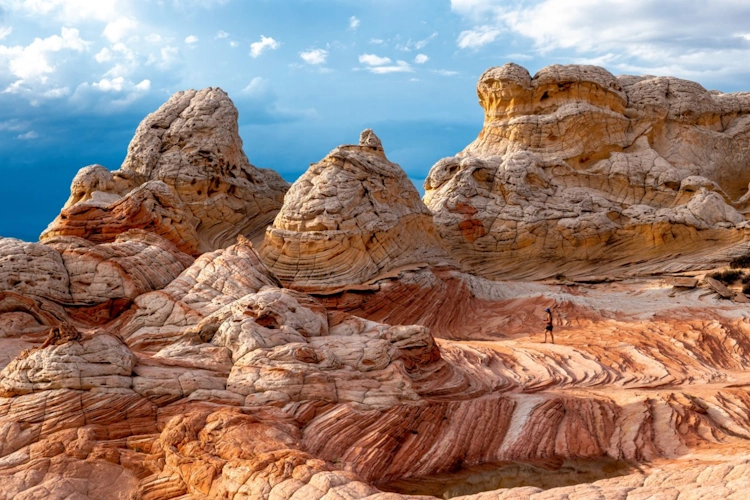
[102,17,137,43]
[366,60,413,74]
[215,30,230,39]
[300,48,327,65]
[43,86,70,97]
[242,76,268,95]
[93,76,125,92]
[396,32,438,51]
[184,35,199,45]
[1,27,89,81]
[450,0,750,81]
[6,0,124,24]
[432,69,459,76]
[349,16,360,29]
[17,130,39,140]
[359,53,391,66]
[414,32,437,50]
[414,53,429,64]
[250,35,279,58]
[370,38,385,45]
[134,79,150,91]
[457,25,501,49]
[0,27,12,41]
[95,47,112,62]
[229,41,238,48]
[145,34,162,44]
[92,76,149,93]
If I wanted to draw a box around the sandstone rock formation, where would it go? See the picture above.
[2,71,750,499]
[261,129,452,292]
[41,88,289,254]
[425,63,750,279]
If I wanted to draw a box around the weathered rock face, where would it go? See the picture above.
[4,77,750,500]
[425,63,750,279]
[41,88,289,254]
[261,129,452,292]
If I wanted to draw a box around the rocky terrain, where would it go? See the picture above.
[0,64,749,499]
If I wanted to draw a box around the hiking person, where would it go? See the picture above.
[543,307,555,344]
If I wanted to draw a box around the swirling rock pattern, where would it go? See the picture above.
[42,88,289,254]
[261,129,452,292]
[425,63,750,279]
[2,74,750,499]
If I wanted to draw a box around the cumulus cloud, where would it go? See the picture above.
[90,76,149,94]
[102,17,137,42]
[250,35,279,57]
[5,0,124,24]
[414,53,429,64]
[349,16,360,29]
[0,26,12,40]
[457,25,501,49]
[366,60,413,74]
[215,30,229,39]
[0,27,89,81]
[145,33,162,44]
[95,47,112,62]
[359,53,391,66]
[184,35,199,45]
[450,0,750,81]
[300,48,327,65]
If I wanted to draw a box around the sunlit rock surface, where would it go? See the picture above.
[425,63,750,279]
[41,87,289,254]
[2,69,750,499]
[261,129,453,293]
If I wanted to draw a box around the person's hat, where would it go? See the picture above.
[545,308,551,312]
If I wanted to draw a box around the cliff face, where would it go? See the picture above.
[425,63,750,279]
[1,73,750,500]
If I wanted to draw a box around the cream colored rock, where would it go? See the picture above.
[0,333,135,396]
[42,88,289,253]
[262,129,452,292]
[120,237,280,350]
[425,63,750,279]
[0,238,70,303]
[47,230,193,305]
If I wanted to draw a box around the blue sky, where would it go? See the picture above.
[2,0,750,241]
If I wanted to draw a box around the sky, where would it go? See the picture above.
[1,0,750,241]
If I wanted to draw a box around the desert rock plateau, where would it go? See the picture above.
[2,63,750,499]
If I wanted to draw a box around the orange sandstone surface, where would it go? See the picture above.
[1,64,750,499]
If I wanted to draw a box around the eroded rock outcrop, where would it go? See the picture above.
[42,88,289,254]
[425,63,750,279]
[261,129,452,292]
[3,76,750,500]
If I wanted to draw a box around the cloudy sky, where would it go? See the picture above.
[2,0,750,240]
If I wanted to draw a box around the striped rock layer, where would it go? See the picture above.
[425,63,750,280]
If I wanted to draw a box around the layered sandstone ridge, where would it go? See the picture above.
[2,74,750,499]
[425,63,750,279]
[41,88,289,254]
[261,129,452,292]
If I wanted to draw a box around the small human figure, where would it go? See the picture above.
[543,308,555,344]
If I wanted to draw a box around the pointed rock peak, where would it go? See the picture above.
[359,128,383,151]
